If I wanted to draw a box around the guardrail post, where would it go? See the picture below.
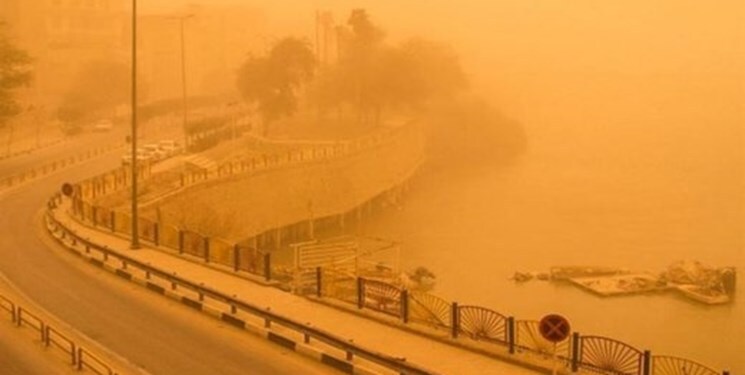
[233,245,240,272]
[178,231,184,254]
[451,302,459,338]
[507,316,515,354]
[642,350,651,375]
[357,278,364,309]
[401,289,409,324]
[263,253,271,281]
[203,237,210,262]
[316,267,322,298]
[571,332,580,372]
[77,347,83,370]
[40,321,46,342]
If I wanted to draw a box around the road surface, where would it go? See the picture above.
[0,145,336,374]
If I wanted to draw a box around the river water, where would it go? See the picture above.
[360,74,743,372]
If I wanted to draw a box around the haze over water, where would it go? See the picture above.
[15,0,741,371]
[344,0,743,371]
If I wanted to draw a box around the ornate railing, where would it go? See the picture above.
[309,268,731,375]
[457,305,508,344]
[579,335,644,375]
[653,356,720,375]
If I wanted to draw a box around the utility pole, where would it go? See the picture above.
[174,14,194,152]
[130,0,140,249]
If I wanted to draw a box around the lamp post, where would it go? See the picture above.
[130,0,140,249]
[170,14,194,152]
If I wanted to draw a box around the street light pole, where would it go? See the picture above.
[130,0,140,249]
[176,14,194,152]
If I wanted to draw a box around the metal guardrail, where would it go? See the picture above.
[0,144,121,191]
[78,347,114,375]
[0,290,118,374]
[46,203,436,375]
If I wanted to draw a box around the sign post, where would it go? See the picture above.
[539,314,571,375]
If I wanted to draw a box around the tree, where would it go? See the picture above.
[236,37,315,134]
[313,10,467,127]
[0,22,32,128]
[390,38,468,108]
[57,60,129,133]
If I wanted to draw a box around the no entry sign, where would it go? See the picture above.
[539,314,571,343]
[61,183,74,197]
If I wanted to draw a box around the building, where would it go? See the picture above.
[1,1,265,111]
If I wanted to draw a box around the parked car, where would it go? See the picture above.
[158,140,183,157]
[142,143,167,161]
[92,119,114,132]
[121,149,152,165]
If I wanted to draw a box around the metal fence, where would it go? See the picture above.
[66,124,424,283]
[0,144,122,192]
[311,267,731,375]
[47,207,435,375]
[50,125,735,375]
[0,292,116,375]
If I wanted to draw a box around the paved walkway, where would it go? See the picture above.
[55,203,545,375]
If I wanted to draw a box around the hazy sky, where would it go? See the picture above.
[145,0,743,115]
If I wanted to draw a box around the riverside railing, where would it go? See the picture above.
[48,126,732,375]
[0,292,116,375]
[45,201,435,375]
[68,123,423,282]
[313,267,731,375]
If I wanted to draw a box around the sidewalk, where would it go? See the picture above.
[54,202,546,375]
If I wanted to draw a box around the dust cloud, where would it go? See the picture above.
[1,0,742,373]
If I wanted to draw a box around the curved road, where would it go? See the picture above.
[0,145,335,374]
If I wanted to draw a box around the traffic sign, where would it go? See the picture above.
[539,314,571,343]
[61,183,74,197]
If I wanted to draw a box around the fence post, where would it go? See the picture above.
[233,245,240,272]
[263,253,271,281]
[451,302,459,339]
[643,350,651,375]
[401,289,409,324]
[571,332,580,372]
[316,267,322,298]
[153,222,159,246]
[178,231,184,254]
[110,211,115,232]
[507,316,515,354]
[203,237,210,262]
[357,278,364,309]
[92,206,97,226]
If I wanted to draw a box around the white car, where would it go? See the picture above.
[93,119,114,132]
[121,149,151,165]
[158,140,183,157]
[142,144,167,161]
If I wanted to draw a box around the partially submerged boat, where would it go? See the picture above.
[517,262,736,305]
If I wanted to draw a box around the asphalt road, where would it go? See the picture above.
[0,145,336,374]
[0,128,128,179]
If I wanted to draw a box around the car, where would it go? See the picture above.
[158,140,183,157]
[142,143,167,161]
[92,119,114,132]
[121,149,152,165]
